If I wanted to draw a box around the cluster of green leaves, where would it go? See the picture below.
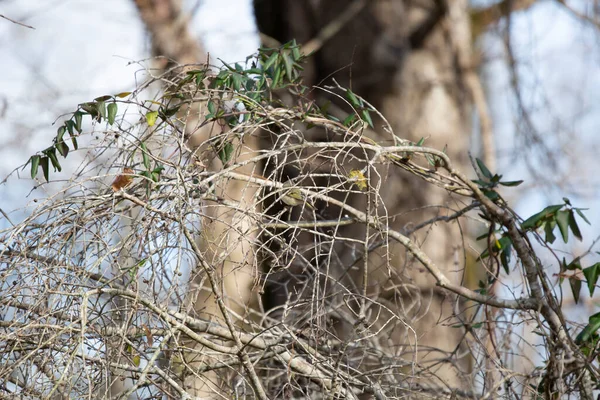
[473,157,523,202]
[521,197,589,244]
[29,92,130,181]
[197,40,307,165]
[472,161,600,368]
[560,256,600,305]
[342,89,374,128]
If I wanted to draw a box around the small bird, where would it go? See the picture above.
[281,181,314,209]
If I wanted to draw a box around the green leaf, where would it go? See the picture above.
[262,52,278,70]
[40,156,49,181]
[360,109,374,128]
[107,103,118,125]
[207,100,216,116]
[521,204,564,230]
[343,114,357,127]
[569,277,582,304]
[476,158,493,179]
[556,209,570,243]
[583,263,600,297]
[56,126,69,157]
[282,51,293,81]
[415,137,426,147]
[140,142,150,170]
[272,66,281,88]
[498,236,512,274]
[576,311,600,344]
[94,95,112,102]
[152,165,165,175]
[345,89,360,108]
[64,120,79,150]
[575,208,591,225]
[568,210,583,241]
[292,42,301,59]
[97,101,106,120]
[499,180,524,187]
[146,111,158,126]
[544,219,556,244]
[482,189,500,201]
[45,147,61,172]
[218,141,234,165]
[159,105,180,119]
[74,111,83,133]
[56,141,69,158]
[30,155,40,179]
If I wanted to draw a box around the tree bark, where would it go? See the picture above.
[255,0,474,389]
[133,1,261,396]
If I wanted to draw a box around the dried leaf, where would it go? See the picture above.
[142,324,154,347]
[111,168,134,192]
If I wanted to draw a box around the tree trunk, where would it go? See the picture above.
[255,0,474,389]
[133,1,261,396]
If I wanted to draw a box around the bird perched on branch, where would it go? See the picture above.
[281,181,314,209]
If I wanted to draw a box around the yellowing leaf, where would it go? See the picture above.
[132,355,140,367]
[115,91,132,98]
[146,111,158,126]
[349,169,367,191]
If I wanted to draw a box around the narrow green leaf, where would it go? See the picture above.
[218,141,234,165]
[544,220,556,244]
[583,263,600,297]
[499,236,512,275]
[30,155,40,179]
[346,89,360,108]
[45,148,61,172]
[568,210,583,241]
[140,142,150,170]
[556,210,570,243]
[576,311,600,344]
[569,277,582,304]
[415,137,426,146]
[343,114,357,127]
[74,112,83,133]
[64,120,74,136]
[360,109,374,128]
[499,180,524,187]
[40,156,49,181]
[575,208,591,225]
[482,189,499,201]
[94,95,112,102]
[107,103,118,125]
[263,52,278,70]
[56,126,66,143]
[521,204,564,230]
[292,42,301,59]
[97,101,106,120]
[281,51,293,81]
[56,141,69,158]
[160,105,180,118]
[272,66,281,88]
[476,158,493,179]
